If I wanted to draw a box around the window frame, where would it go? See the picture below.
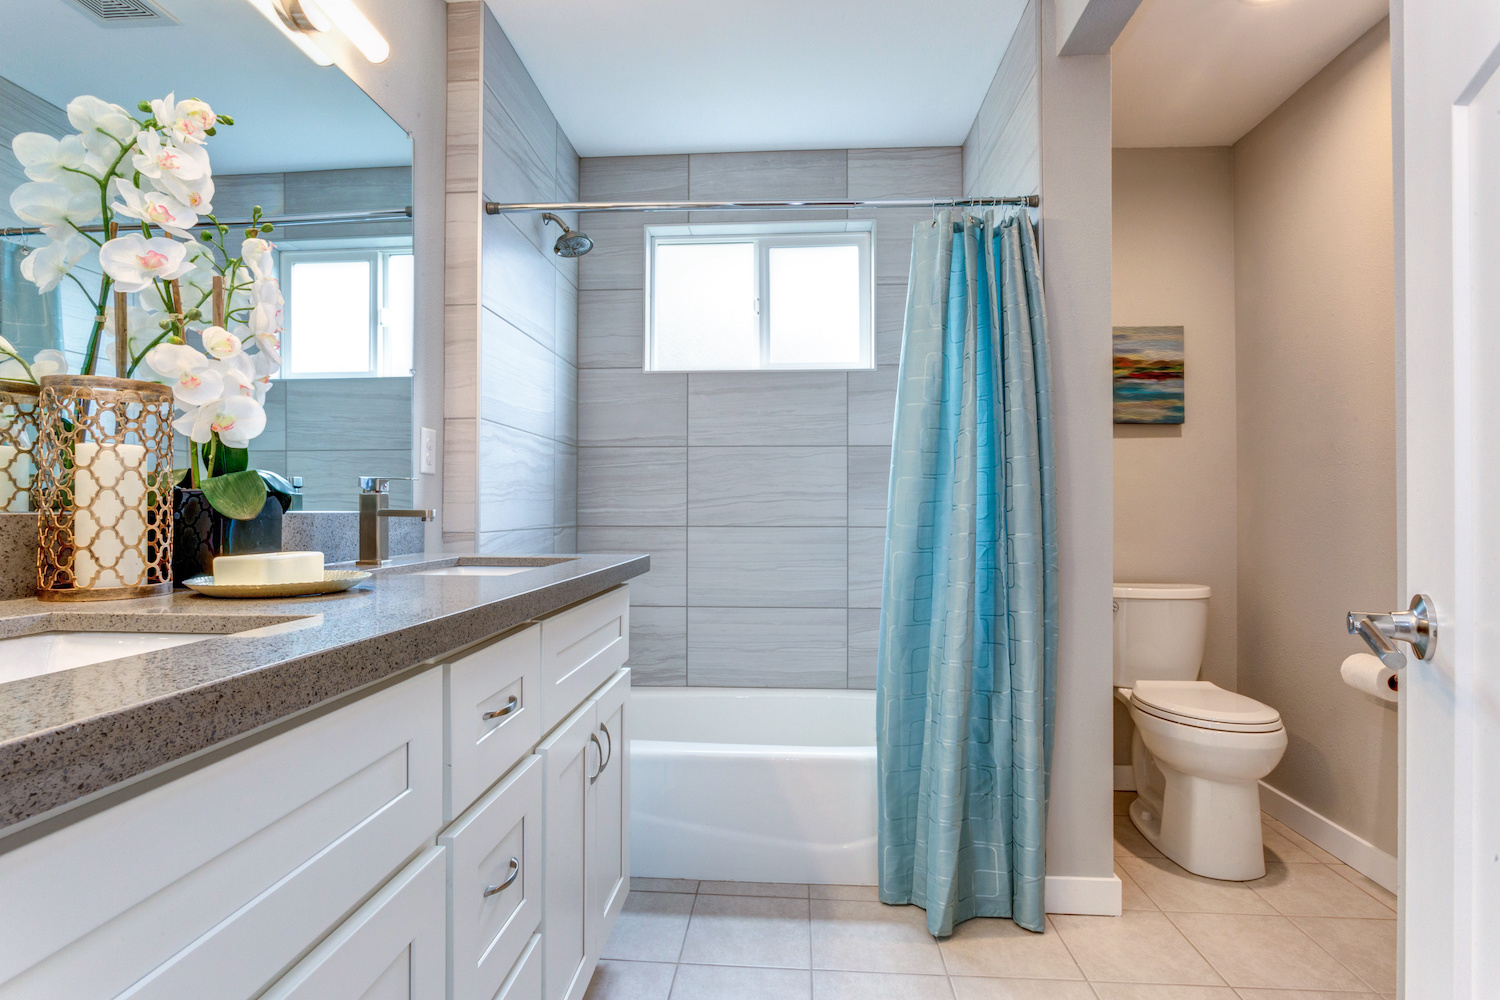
[277,245,414,380]
[643,221,876,373]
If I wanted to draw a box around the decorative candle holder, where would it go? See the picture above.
[35,375,174,601]
[0,379,41,513]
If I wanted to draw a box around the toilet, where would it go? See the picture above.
[1115,583,1287,880]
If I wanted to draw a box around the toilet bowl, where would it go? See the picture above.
[1114,584,1287,880]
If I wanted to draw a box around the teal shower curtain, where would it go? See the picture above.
[877,208,1057,936]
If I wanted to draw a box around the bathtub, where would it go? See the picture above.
[630,687,878,885]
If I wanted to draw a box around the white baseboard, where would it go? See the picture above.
[1113,765,1136,791]
[1258,781,1397,892]
[1045,874,1122,916]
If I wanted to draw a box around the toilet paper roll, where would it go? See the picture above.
[1341,652,1399,702]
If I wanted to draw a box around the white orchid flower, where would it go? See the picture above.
[0,357,25,381]
[131,131,205,183]
[198,394,265,449]
[251,324,281,365]
[112,179,197,237]
[248,350,277,401]
[99,234,194,292]
[150,93,217,146]
[12,132,93,184]
[252,275,283,306]
[173,404,212,444]
[169,365,224,406]
[161,172,214,216]
[8,181,98,228]
[146,343,209,379]
[67,96,139,162]
[30,350,68,378]
[240,237,274,279]
[200,325,242,360]
[18,234,91,293]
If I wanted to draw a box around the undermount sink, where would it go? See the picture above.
[411,557,576,579]
[0,631,216,684]
[416,565,538,578]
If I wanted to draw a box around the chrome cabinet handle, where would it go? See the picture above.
[483,695,519,721]
[589,732,603,782]
[483,858,519,898]
[1347,594,1438,667]
[597,722,612,775]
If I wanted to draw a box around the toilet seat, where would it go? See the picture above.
[1131,680,1283,733]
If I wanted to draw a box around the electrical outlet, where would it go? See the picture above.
[420,427,437,475]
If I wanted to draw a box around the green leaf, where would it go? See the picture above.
[212,444,250,476]
[200,470,269,520]
[171,467,190,486]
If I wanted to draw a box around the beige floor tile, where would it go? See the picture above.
[634,877,701,893]
[1327,864,1398,912]
[1291,916,1398,994]
[937,915,1083,980]
[670,964,811,1000]
[1261,817,1340,864]
[1115,791,1136,816]
[1116,862,1158,911]
[602,892,697,963]
[809,899,946,975]
[584,960,678,1000]
[1119,857,1277,915]
[1050,910,1224,985]
[949,978,1095,1000]
[680,895,812,969]
[1114,816,1165,858]
[1248,863,1396,919]
[813,970,954,1000]
[808,884,881,901]
[699,880,811,898]
[1232,991,1385,999]
[1091,985,1237,1000]
[1167,912,1368,991]
[1259,823,1323,865]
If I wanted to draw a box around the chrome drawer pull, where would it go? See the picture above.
[598,723,612,774]
[483,695,519,721]
[483,858,519,897]
[589,732,603,782]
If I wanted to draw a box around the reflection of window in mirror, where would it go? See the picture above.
[279,246,414,378]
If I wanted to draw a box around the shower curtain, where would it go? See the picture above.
[877,208,1056,936]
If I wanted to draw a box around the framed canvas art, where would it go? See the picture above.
[1113,325,1184,424]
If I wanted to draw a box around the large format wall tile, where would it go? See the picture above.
[876,283,908,367]
[847,148,962,200]
[481,211,557,348]
[851,207,932,284]
[847,609,880,689]
[687,527,847,607]
[482,92,553,256]
[480,310,554,438]
[581,154,690,202]
[689,150,848,200]
[688,372,848,446]
[688,447,847,527]
[578,447,687,526]
[554,443,577,528]
[288,449,412,511]
[848,447,892,528]
[578,370,687,447]
[578,289,645,369]
[480,6,557,168]
[847,527,886,609]
[578,211,687,291]
[578,526,687,606]
[478,422,554,532]
[554,353,578,445]
[629,606,688,685]
[479,528,555,555]
[848,367,900,447]
[688,608,848,687]
[285,377,411,447]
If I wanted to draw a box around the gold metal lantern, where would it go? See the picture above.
[34,375,174,601]
[0,379,41,513]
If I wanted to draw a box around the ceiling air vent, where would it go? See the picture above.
[64,0,179,27]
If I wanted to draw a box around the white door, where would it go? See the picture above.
[1397,2,1500,995]
[538,699,598,1000]
[590,670,631,935]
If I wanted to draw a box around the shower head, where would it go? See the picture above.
[541,212,594,258]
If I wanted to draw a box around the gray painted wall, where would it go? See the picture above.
[574,147,962,688]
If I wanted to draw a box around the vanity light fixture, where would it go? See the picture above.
[315,0,391,63]
[245,0,333,66]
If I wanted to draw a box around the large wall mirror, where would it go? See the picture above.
[1,0,415,511]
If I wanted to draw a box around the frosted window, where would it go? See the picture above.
[287,260,371,374]
[381,252,414,376]
[652,242,757,370]
[768,244,862,366]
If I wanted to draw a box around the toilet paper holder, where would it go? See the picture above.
[1346,594,1438,669]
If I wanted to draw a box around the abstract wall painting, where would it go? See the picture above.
[1113,325,1184,424]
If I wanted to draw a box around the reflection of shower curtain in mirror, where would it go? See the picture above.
[0,242,65,365]
[877,208,1056,936]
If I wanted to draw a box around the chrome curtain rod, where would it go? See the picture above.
[484,196,1039,215]
[0,207,413,238]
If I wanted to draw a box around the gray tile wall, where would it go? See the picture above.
[962,0,1040,199]
[575,148,962,689]
[445,3,580,553]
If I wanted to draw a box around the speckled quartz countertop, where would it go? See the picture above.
[0,553,648,832]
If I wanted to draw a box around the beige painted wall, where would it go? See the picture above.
[1111,146,1239,763]
[1234,20,1397,854]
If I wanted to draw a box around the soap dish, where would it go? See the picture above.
[181,570,372,599]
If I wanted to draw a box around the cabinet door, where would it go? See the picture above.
[589,669,631,941]
[260,847,446,1000]
[446,624,543,819]
[539,586,629,733]
[440,756,543,1000]
[537,699,598,1000]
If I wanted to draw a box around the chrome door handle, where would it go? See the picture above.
[1347,594,1438,667]
[589,732,603,782]
[483,858,519,897]
[597,723,612,774]
[483,695,519,721]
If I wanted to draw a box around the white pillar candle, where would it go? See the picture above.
[73,442,148,588]
[0,445,31,512]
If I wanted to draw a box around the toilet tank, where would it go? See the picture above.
[1113,583,1211,687]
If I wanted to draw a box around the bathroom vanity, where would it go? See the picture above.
[0,553,646,1000]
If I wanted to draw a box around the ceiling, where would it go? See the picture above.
[481,0,1028,157]
[2,0,411,174]
[1111,0,1388,148]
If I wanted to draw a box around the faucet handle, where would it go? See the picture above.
[359,476,414,494]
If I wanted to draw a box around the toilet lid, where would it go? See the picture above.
[1132,680,1281,729]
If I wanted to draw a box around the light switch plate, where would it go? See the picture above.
[420,427,437,475]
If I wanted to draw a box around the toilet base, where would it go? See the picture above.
[1129,764,1267,881]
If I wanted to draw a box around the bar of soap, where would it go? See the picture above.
[212,551,325,586]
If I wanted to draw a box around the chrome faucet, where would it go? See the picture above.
[357,477,434,566]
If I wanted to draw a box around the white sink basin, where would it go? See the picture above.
[416,565,537,578]
[0,632,213,684]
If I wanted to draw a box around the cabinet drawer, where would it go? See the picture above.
[494,933,542,1000]
[440,755,543,1000]
[260,847,446,1000]
[0,669,443,1000]
[539,586,629,733]
[446,625,543,818]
